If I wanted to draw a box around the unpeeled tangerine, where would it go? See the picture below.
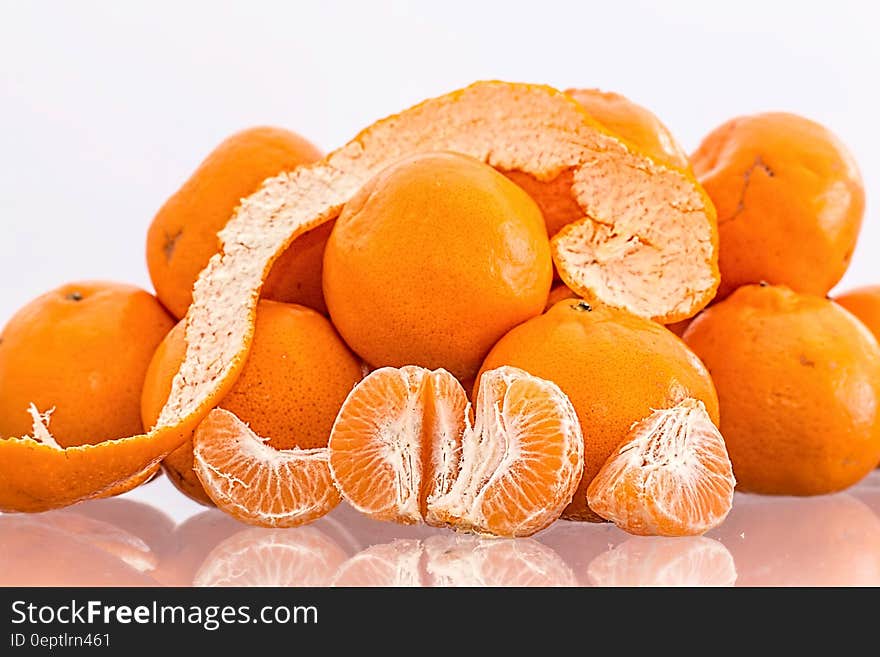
[0,80,717,512]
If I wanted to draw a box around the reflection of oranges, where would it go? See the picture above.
[323,152,552,381]
[146,126,324,318]
[0,510,161,586]
[836,285,880,343]
[536,520,626,584]
[567,88,690,171]
[194,526,349,587]
[479,300,719,521]
[141,300,363,504]
[710,493,880,586]
[684,284,880,494]
[852,472,880,519]
[332,535,576,587]
[587,536,736,587]
[0,281,174,447]
[692,113,864,300]
[152,510,244,586]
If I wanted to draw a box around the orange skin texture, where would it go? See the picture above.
[835,285,880,343]
[691,112,864,300]
[141,300,363,504]
[665,318,692,337]
[323,151,553,381]
[545,283,695,337]
[0,281,175,448]
[545,283,578,310]
[509,88,691,237]
[261,220,334,315]
[478,299,719,521]
[683,284,880,495]
[146,126,325,319]
[566,88,690,171]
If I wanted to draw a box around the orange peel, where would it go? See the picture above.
[0,80,717,512]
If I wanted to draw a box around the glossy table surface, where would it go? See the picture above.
[2,470,879,587]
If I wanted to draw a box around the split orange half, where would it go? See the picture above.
[329,365,583,538]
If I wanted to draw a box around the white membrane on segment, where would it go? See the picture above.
[426,366,583,536]
[193,409,338,527]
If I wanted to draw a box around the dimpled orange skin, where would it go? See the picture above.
[323,151,553,381]
[545,284,696,337]
[566,88,690,171]
[683,284,880,495]
[836,285,880,343]
[146,126,325,319]
[691,113,864,300]
[477,299,719,521]
[0,282,175,447]
[141,300,363,503]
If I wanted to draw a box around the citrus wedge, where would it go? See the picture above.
[192,409,340,528]
[587,398,735,536]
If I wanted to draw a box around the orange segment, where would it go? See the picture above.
[587,398,735,536]
[328,366,467,524]
[192,409,340,528]
[428,366,583,537]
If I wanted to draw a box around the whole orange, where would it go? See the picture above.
[0,281,175,446]
[692,113,864,300]
[566,88,690,171]
[141,299,363,504]
[323,151,552,381]
[835,285,880,343]
[146,126,325,319]
[683,284,880,494]
[477,299,719,521]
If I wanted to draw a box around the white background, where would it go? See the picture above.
[1,1,878,518]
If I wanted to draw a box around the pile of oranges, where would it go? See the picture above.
[1,82,878,540]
